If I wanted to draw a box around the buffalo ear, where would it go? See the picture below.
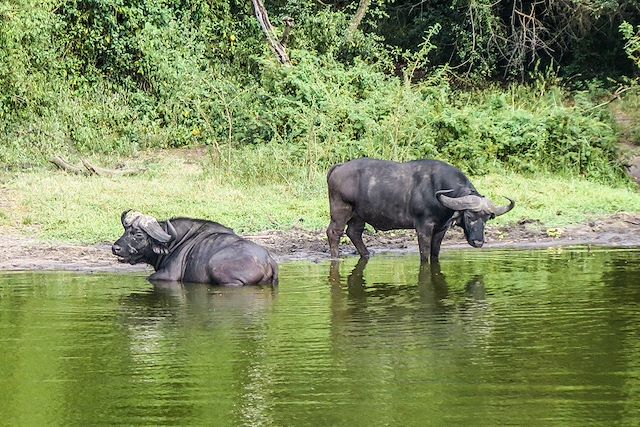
[152,244,169,255]
[448,211,462,228]
[453,211,463,225]
[151,220,176,255]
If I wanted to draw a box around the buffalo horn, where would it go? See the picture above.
[121,209,132,227]
[165,220,177,240]
[490,197,516,217]
[438,192,486,211]
[138,215,173,243]
[122,210,173,243]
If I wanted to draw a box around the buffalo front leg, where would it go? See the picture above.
[346,217,370,258]
[415,223,435,263]
[430,227,448,263]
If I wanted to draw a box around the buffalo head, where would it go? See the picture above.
[436,190,515,248]
[112,210,176,264]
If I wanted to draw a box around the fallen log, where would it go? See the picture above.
[50,156,143,177]
[81,159,142,177]
[49,156,86,175]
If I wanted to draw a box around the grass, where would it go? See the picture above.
[1,148,639,244]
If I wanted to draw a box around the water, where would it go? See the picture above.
[1,247,639,426]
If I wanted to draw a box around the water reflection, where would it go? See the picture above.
[117,282,278,426]
[325,258,499,425]
[327,257,495,362]
[2,249,640,426]
[329,258,488,315]
[121,281,277,322]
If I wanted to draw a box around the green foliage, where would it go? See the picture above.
[55,0,261,87]
[209,54,622,182]
[0,0,631,187]
[620,21,640,70]
[0,2,60,120]
[380,0,639,81]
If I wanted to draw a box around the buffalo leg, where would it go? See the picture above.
[327,222,344,258]
[327,199,353,258]
[430,227,448,263]
[346,217,369,258]
[415,223,434,263]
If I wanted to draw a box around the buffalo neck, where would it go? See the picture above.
[147,218,237,271]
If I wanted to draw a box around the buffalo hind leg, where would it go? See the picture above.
[327,221,345,259]
[346,217,369,258]
[327,199,353,258]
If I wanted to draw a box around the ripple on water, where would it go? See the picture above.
[1,248,639,426]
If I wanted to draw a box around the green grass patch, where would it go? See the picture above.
[3,151,639,244]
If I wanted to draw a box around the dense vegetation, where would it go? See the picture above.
[2,0,640,184]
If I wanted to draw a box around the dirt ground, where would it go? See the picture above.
[1,212,639,273]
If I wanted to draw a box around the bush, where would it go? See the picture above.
[0,1,627,186]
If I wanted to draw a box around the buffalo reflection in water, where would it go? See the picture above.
[120,280,276,324]
[118,281,277,367]
[328,258,494,360]
[117,281,278,426]
[328,258,486,314]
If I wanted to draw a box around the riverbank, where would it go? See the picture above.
[2,148,640,273]
[1,212,639,273]
[3,148,640,239]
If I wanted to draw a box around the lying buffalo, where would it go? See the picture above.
[327,158,515,262]
[112,211,278,286]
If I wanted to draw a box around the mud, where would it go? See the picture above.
[1,212,639,274]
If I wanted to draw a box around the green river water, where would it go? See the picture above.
[1,247,639,426]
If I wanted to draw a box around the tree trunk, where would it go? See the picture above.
[346,0,371,41]
[251,0,291,65]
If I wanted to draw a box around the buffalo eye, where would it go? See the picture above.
[129,229,145,239]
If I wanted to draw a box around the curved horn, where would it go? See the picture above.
[490,197,515,217]
[121,210,141,227]
[138,215,173,243]
[438,193,485,211]
[121,210,132,226]
[435,189,454,197]
[165,219,177,239]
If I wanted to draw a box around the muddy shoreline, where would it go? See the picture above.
[1,212,639,273]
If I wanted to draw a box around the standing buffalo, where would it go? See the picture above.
[326,158,515,262]
[112,211,278,286]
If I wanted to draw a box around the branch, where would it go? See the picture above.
[81,159,142,177]
[50,156,143,177]
[584,86,632,111]
[49,156,85,175]
[346,0,372,41]
[251,0,291,65]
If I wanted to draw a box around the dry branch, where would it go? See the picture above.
[251,0,291,65]
[81,159,142,177]
[50,156,143,177]
[50,156,86,175]
[585,86,632,111]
